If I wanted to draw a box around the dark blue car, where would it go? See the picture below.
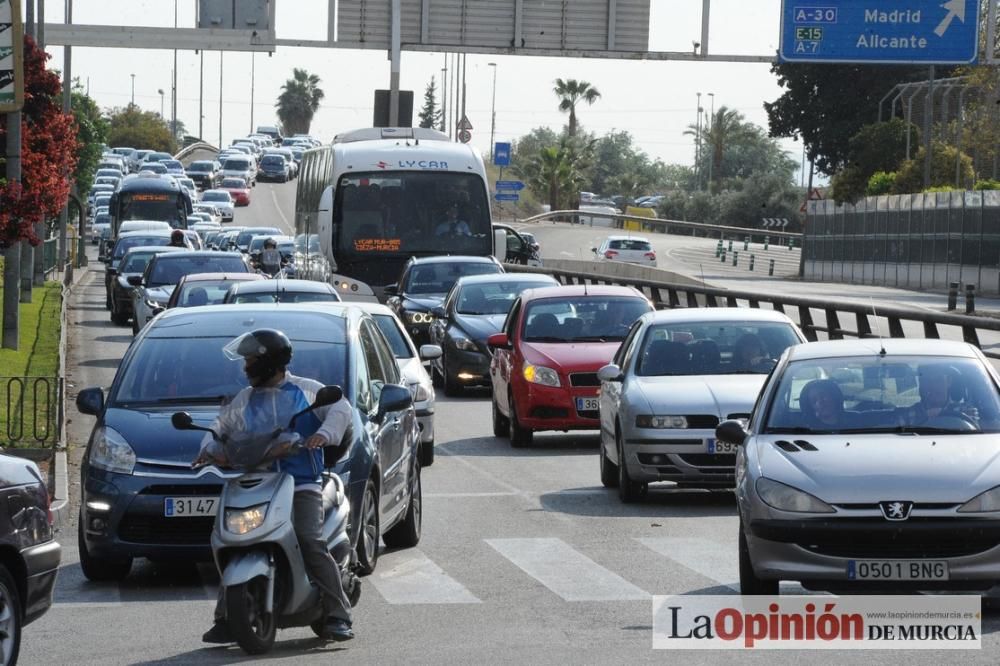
[75,303,422,580]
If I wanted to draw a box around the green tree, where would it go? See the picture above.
[687,109,796,188]
[511,126,560,185]
[891,142,974,193]
[417,76,442,129]
[525,136,593,210]
[685,106,755,192]
[276,68,325,136]
[105,106,175,154]
[831,118,918,202]
[765,63,941,175]
[589,130,670,197]
[553,79,600,137]
[71,82,109,195]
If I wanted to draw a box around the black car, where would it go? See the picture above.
[258,154,289,182]
[75,303,422,580]
[108,246,187,326]
[0,453,61,662]
[385,255,505,346]
[103,231,174,309]
[428,273,559,395]
[185,160,222,190]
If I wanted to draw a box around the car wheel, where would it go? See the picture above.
[600,437,619,488]
[0,564,21,666]
[383,462,421,549]
[739,519,778,595]
[508,391,532,448]
[110,301,129,326]
[442,353,463,397]
[104,292,112,310]
[616,429,646,503]
[419,437,435,467]
[431,362,444,389]
[131,314,140,336]
[355,479,380,576]
[492,396,509,438]
[78,511,132,581]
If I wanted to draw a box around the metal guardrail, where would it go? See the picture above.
[519,210,802,244]
[0,377,63,448]
[505,263,1000,360]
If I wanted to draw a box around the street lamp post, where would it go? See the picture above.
[706,92,715,192]
[695,92,702,190]
[157,89,165,118]
[488,62,497,162]
[130,73,135,106]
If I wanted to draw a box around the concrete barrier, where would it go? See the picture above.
[540,258,704,288]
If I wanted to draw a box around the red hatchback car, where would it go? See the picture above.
[220,177,251,206]
[488,285,652,447]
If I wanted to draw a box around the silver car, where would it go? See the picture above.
[200,190,235,222]
[598,308,805,502]
[717,338,1000,595]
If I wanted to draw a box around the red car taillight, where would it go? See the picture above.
[604,250,618,259]
[645,251,656,259]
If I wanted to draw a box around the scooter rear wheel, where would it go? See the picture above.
[226,577,276,655]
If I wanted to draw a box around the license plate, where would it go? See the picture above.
[164,496,218,517]
[706,438,739,454]
[847,560,949,581]
[576,397,600,411]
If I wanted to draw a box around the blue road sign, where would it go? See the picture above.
[494,193,520,202]
[494,142,512,166]
[779,0,979,64]
[495,180,525,191]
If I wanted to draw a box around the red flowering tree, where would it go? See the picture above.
[0,36,79,249]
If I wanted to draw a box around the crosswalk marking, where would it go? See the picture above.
[486,538,649,602]
[638,536,739,591]
[369,549,482,605]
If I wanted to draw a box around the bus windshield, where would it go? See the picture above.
[119,192,186,228]
[334,171,490,255]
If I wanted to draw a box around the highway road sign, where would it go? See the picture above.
[494,193,520,201]
[495,180,525,191]
[458,115,473,130]
[458,129,472,144]
[779,0,980,64]
[494,142,511,166]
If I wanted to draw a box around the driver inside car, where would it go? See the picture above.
[433,202,471,237]
[194,328,357,645]
[899,363,979,425]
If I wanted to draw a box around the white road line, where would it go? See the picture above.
[487,537,648,602]
[638,536,738,591]
[369,549,481,604]
[270,186,293,234]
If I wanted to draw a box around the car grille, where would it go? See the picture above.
[576,409,599,420]
[139,484,223,496]
[676,453,736,467]
[569,373,600,387]
[531,406,569,419]
[119,515,215,545]
[804,542,992,559]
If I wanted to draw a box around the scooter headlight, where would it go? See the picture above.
[225,503,269,534]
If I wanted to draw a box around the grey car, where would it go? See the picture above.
[598,308,805,502]
[717,338,1000,596]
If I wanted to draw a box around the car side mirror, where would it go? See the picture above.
[715,419,748,446]
[383,283,398,296]
[487,333,510,349]
[75,387,105,416]
[597,364,623,382]
[591,247,598,253]
[127,275,142,287]
[431,306,447,318]
[375,384,413,424]
[171,411,195,430]
[419,344,443,361]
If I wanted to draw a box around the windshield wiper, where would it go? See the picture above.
[573,336,614,343]
[152,395,229,405]
[765,426,816,434]
[526,336,569,343]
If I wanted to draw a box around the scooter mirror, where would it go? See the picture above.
[314,385,343,408]
[171,411,195,430]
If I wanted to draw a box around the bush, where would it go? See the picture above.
[891,142,974,194]
[866,171,896,196]
[922,185,960,193]
[974,179,1000,191]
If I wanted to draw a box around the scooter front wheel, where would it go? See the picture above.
[226,577,276,655]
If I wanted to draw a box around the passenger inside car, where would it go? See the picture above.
[799,379,846,428]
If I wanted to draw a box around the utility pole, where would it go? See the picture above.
[249,52,255,133]
[706,92,714,193]
[694,92,702,191]
[219,52,224,147]
[440,60,447,133]
[199,50,204,140]
[388,0,401,126]
[460,53,467,136]
[488,62,497,161]
[171,0,178,142]
[58,0,73,276]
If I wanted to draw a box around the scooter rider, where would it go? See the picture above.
[196,328,356,644]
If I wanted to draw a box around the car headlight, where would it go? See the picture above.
[635,415,689,429]
[410,382,433,402]
[225,503,269,534]
[453,335,478,352]
[755,477,835,514]
[523,364,561,387]
[405,311,434,325]
[958,485,1000,513]
[89,426,137,474]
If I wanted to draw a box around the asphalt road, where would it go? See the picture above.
[23,184,1000,664]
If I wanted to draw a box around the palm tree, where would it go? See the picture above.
[527,137,593,211]
[554,79,601,137]
[684,105,751,192]
[275,68,325,136]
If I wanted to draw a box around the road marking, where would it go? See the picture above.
[270,186,293,234]
[369,549,481,604]
[638,535,738,591]
[487,537,648,601]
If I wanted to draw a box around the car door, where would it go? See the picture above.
[428,285,458,376]
[600,320,645,462]
[491,297,522,416]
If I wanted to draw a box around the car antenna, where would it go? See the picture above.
[870,298,886,356]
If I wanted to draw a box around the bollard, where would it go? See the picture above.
[728,239,733,252]
[732,251,739,267]
[720,249,727,263]
[788,238,795,251]
[947,282,959,311]
[715,239,723,257]
[743,236,750,251]
[749,254,755,271]
[764,236,770,251]
[966,284,976,314]
[768,258,775,276]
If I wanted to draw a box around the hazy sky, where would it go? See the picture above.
[39,0,807,181]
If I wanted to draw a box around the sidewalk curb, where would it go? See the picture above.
[51,449,70,529]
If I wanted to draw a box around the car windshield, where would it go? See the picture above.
[636,321,801,376]
[522,296,651,343]
[237,229,281,247]
[456,280,555,315]
[120,251,158,274]
[147,255,247,288]
[187,162,213,172]
[403,262,502,296]
[232,290,339,304]
[202,191,231,203]
[141,163,167,174]
[763,355,1000,435]
[373,314,413,359]
[114,338,347,406]
[223,159,251,171]
[262,155,285,166]
[113,235,169,260]
[94,214,111,226]
[176,280,240,306]
[163,160,183,170]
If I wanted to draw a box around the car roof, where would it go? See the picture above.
[230,279,336,294]
[605,235,650,242]
[642,307,796,325]
[786,338,979,361]
[122,245,185,255]
[178,272,264,284]
[408,255,500,266]
[518,284,646,301]
[149,303,362,334]
[118,229,172,238]
[454,273,558,287]
[152,250,244,260]
[350,301,394,316]
[240,227,281,234]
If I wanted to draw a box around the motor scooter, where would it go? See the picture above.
[172,385,360,655]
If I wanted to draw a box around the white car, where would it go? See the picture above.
[192,202,223,225]
[354,302,442,467]
[593,235,657,266]
[219,155,257,187]
[200,190,235,222]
